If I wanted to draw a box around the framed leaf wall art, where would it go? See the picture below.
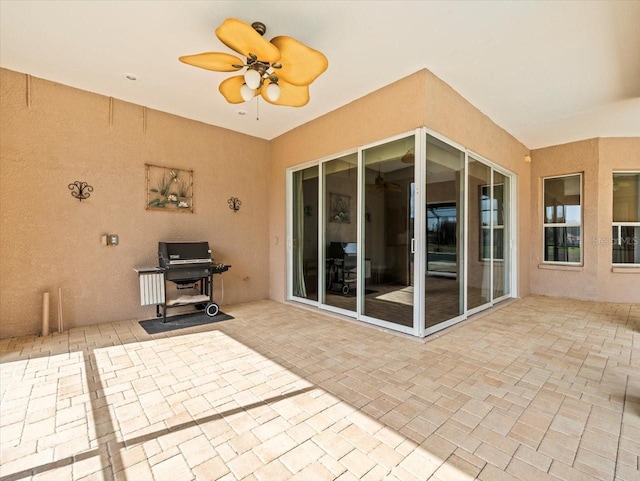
[145,164,193,213]
[329,193,351,223]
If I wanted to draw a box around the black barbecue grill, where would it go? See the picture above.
[156,241,230,322]
[327,242,358,295]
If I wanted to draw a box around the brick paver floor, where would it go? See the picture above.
[1,296,638,480]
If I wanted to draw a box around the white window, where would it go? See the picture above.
[543,174,582,264]
[612,172,640,265]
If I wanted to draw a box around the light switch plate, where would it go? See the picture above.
[102,234,119,246]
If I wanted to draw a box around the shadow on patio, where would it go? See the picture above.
[0,296,638,480]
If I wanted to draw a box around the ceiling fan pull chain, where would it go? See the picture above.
[256,96,260,121]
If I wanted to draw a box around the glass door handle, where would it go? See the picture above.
[411,238,416,254]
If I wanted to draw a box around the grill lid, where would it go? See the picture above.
[159,242,212,268]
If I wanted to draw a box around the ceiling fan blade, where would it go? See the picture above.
[219,75,250,104]
[260,79,310,107]
[386,182,403,192]
[179,52,244,72]
[216,18,281,63]
[270,36,328,86]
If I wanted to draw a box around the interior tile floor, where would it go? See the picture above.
[1,296,638,481]
[309,277,488,329]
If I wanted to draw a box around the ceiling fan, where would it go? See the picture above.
[367,167,402,193]
[179,18,328,107]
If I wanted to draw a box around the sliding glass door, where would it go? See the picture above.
[361,136,416,329]
[468,155,511,313]
[493,170,511,300]
[422,137,513,334]
[468,158,492,311]
[424,134,465,330]
[322,154,358,314]
[288,129,515,337]
[291,166,318,302]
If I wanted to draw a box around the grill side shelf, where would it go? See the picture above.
[134,268,165,306]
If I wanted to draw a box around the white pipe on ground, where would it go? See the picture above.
[42,292,50,336]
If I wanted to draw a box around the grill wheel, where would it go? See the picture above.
[205,302,219,317]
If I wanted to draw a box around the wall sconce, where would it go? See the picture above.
[68,181,93,201]
[524,155,532,163]
[228,197,242,213]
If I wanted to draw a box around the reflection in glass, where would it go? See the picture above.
[544,175,581,224]
[544,227,581,263]
[612,173,640,265]
[425,135,464,328]
[323,154,358,312]
[427,203,458,269]
[480,183,504,261]
[292,166,318,301]
[363,136,415,327]
[468,159,492,310]
[612,226,640,264]
[543,174,582,263]
[613,173,640,222]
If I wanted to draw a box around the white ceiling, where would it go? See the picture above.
[1,1,639,149]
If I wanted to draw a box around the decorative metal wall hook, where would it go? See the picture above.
[68,181,93,201]
[228,197,241,213]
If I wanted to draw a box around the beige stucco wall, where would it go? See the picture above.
[269,68,531,303]
[530,137,639,303]
[0,69,270,338]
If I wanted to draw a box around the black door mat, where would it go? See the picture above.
[139,311,234,334]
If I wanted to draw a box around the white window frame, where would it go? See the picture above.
[542,173,583,265]
[612,171,640,267]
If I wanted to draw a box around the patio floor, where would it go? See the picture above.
[0,296,638,481]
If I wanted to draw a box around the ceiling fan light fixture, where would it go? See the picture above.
[240,83,256,101]
[401,150,415,164]
[266,82,281,101]
[244,68,262,89]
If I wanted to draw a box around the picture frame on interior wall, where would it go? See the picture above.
[145,163,193,213]
[329,193,351,223]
